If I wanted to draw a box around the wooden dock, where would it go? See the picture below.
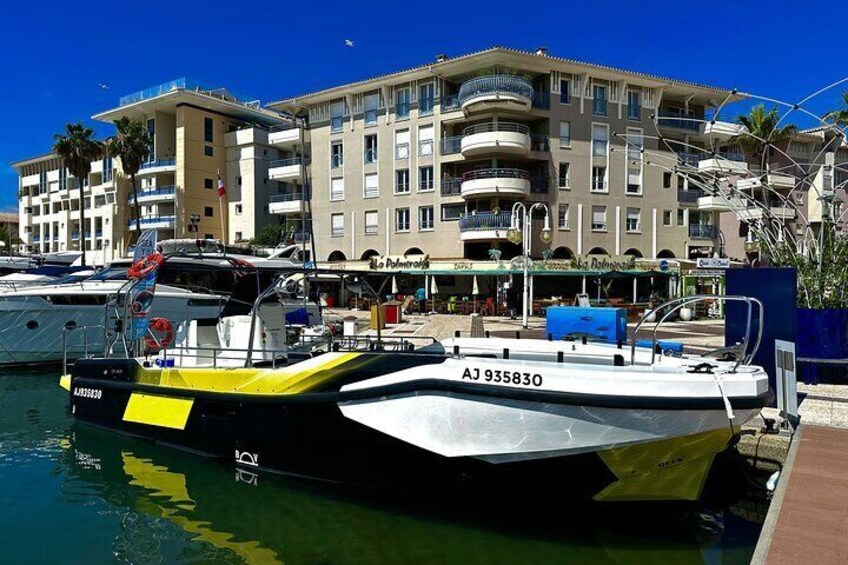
[754,425,848,564]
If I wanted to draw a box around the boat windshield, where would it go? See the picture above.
[86,267,130,282]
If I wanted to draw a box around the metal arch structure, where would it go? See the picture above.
[608,78,848,264]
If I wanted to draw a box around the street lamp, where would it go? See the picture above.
[509,202,552,328]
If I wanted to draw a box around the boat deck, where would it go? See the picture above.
[758,425,848,564]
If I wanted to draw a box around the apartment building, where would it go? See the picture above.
[14,78,289,262]
[269,46,746,264]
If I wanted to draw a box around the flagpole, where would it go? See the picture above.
[217,169,227,245]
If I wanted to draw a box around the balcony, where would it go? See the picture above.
[697,194,746,212]
[458,75,534,113]
[130,185,176,204]
[736,171,796,192]
[224,126,269,147]
[689,224,718,239]
[441,178,462,196]
[677,152,703,168]
[657,114,702,133]
[441,94,461,113]
[698,154,748,174]
[737,198,797,221]
[139,157,177,174]
[458,211,513,241]
[460,122,531,157]
[269,192,309,215]
[530,134,550,152]
[460,168,531,199]
[704,120,745,140]
[268,123,302,147]
[677,190,702,205]
[441,136,462,156]
[128,215,176,230]
[269,156,309,181]
[532,92,550,110]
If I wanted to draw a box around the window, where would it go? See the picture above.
[663,172,672,189]
[419,206,434,230]
[677,175,686,190]
[331,213,344,237]
[395,169,410,194]
[235,204,243,215]
[147,119,155,161]
[626,208,641,232]
[395,130,410,160]
[331,100,345,132]
[593,85,607,116]
[103,156,113,182]
[558,121,571,148]
[364,134,378,164]
[237,176,242,187]
[557,204,570,230]
[331,141,344,168]
[364,210,379,235]
[364,173,379,198]
[59,167,67,191]
[558,163,570,189]
[591,206,607,231]
[330,178,345,201]
[364,92,379,126]
[626,128,643,194]
[204,178,213,189]
[663,210,672,226]
[419,166,434,192]
[627,91,641,120]
[418,125,434,157]
[419,83,435,115]
[204,117,214,143]
[396,87,410,119]
[204,206,214,217]
[559,79,571,104]
[441,204,465,221]
[592,124,608,157]
[592,166,607,192]
[677,209,686,226]
[235,231,243,241]
[204,146,213,157]
[396,208,410,232]
[204,233,214,240]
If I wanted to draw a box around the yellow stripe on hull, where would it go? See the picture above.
[123,393,194,430]
[594,428,732,502]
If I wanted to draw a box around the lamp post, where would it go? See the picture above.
[507,202,552,329]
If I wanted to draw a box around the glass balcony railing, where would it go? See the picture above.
[270,191,309,203]
[441,178,462,196]
[269,156,309,168]
[396,102,410,119]
[459,211,513,232]
[531,134,550,152]
[440,94,460,112]
[440,136,462,155]
[130,185,176,202]
[140,157,176,169]
[718,152,746,162]
[677,189,702,204]
[657,114,701,131]
[419,98,435,115]
[128,215,176,228]
[532,92,550,110]
[458,75,534,107]
[677,152,704,167]
[689,224,718,239]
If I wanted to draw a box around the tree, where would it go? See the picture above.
[107,117,151,237]
[53,123,103,267]
[824,91,848,127]
[731,104,798,171]
[251,224,289,247]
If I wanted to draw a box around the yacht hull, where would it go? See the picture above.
[66,354,771,502]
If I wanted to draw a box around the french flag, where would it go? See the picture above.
[217,170,226,197]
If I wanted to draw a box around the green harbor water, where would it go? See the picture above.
[0,368,768,564]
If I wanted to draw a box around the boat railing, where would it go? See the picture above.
[631,295,763,370]
[62,324,108,375]
[158,344,292,369]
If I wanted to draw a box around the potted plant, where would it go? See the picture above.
[679,287,696,321]
[645,291,665,322]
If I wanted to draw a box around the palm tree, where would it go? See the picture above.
[53,123,103,267]
[730,104,798,172]
[107,117,151,235]
[825,91,848,127]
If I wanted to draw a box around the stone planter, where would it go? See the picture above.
[679,307,694,322]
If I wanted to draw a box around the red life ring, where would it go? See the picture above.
[144,317,174,350]
[129,252,165,280]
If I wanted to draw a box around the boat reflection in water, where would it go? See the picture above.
[62,425,765,565]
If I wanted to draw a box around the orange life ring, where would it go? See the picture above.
[129,252,165,279]
[144,317,174,350]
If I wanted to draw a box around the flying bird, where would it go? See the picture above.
[344,39,355,47]
[98,83,110,90]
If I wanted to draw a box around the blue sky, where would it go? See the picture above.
[2,0,846,211]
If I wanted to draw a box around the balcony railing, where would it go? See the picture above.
[593,98,607,116]
[419,139,434,157]
[677,152,703,167]
[531,134,550,152]
[718,152,746,162]
[462,122,530,136]
[458,211,512,232]
[71,231,80,240]
[677,190,702,204]
[395,143,410,160]
[689,224,718,239]
[461,168,530,182]
[530,177,550,194]
[419,97,435,115]
[270,191,309,203]
[129,215,176,227]
[441,94,460,112]
[396,102,410,118]
[657,114,701,132]
[441,178,462,196]
[269,156,310,168]
[141,157,176,169]
[33,236,41,243]
[441,136,462,155]
[331,154,343,168]
[269,122,300,133]
[458,75,534,107]
[293,232,311,243]
[331,116,345,132]
[130,185,176,202]
[532,92,550,110]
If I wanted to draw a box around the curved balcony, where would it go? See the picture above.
[460,122,531,157]
[458,211,513,241]
[458,75,534,113]
[460,168,530,199]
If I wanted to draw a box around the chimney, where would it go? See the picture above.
[535,46,548,57]
[435,54,447,63]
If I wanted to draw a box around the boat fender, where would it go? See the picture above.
[128,252,165,279]
[145,318,174,351]
[687,362,717,374]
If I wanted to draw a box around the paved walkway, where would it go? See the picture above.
[759,425,848,564]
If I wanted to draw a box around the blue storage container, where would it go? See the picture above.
[546,306,627,342]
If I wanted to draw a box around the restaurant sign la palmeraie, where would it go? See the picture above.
[363,254,658,273]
